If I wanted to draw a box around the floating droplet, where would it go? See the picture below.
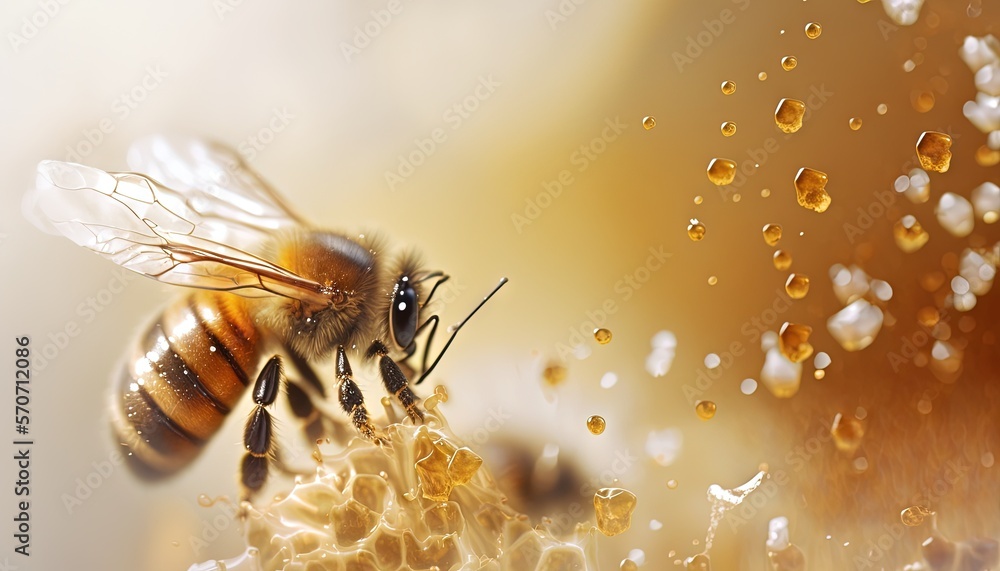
[707,275,718,286]
[773,250,792,270]
[694,195,704,205]
[758,71,768,81]
[761,188,771,198]
[814,352,831,369]
[740,378,758,394]
[667,479,679,489]
[893,215,930,253]
[813,369,825,380]
[975,145,1000,167]
[785,273,810,299]
[781,56,797,71]
[704,353,721,369]
[804,22,822,39]
[936,192,975,237]
[733,193,742,202]
[587,415,607,435]
[594,488,638,536]
[642,116,656,130]
[912,90,936,113]
[197,494,217,508]
[971,182,1000,223]
[688,219,707,241]
[793,168,832,212]
[831,413,864,452]
[695,400,717,420]
[707,158,737,185]
[849,117,863,130]
[721,81,736,95]
[778,322,814,363]
[901,505,934,527]
[594,328,612,344]
[916,131,953,173]
[762,224,782,246]
[826,299,884,351]
[620,559,639,571]
[543,363,567,386]
[761,347,802,398]
[721,121,737,137]
[775,98,806,134]
[877,103,888,115]
[685,553,711,570]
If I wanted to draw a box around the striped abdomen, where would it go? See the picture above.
[111,291,261,478]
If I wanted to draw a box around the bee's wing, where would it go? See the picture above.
[28,160,330,305]
[125,135,306,243]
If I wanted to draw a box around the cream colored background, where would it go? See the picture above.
[1,1,997,569]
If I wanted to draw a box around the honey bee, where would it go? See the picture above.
[25,136,504,498]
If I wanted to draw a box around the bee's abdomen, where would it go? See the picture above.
[110,291,260,478]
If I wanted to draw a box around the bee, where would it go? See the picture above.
[26,136,504,499]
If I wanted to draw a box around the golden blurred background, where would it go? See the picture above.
[1,0,998,569]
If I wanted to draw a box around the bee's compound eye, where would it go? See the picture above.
[390,276,418,350]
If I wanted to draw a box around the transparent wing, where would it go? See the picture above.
[28,160,330,305]
[125,135,306,251]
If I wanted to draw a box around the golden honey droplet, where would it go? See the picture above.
[778,322,814,363]
[543,362,567,386]
[687,218,707,241]
[785,273,810,299]
[917,306,941,328]
[901,505,934,527]
[707,275,718,286]
[732,193,742,202]
[975,144,1000,167]
[758,71,768,81]
[695,400,717,420]
[893,215,930,253]
[594,328,613,344]
[433,384,449,403]
[707,158,737,185]
[587,415,607,435]
[804,22,822,39]
[721,121,737,137]
[916,131,953,173]
[642,116,656,130]
[666,479,679,489]
[849,117,863,131]
[721,80,736,95]
[773,249,792,270]
[197,494,215,508]
[814,369,825,380]
[620,559,639,571]
[793,167,832,212]
[694,195,704,205]
[912,90,936,113]
[774,98,806,134]
[781,56,798,71]
[831,412,864,453]
[594,487,638,536]
[761,188,771,198]
[762,224,782,246]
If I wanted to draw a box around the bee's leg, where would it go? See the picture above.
[366,340,424,423]
[282,350,327,443]
[239,355,282,501]
[335,346,382,442]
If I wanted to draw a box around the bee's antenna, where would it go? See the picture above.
[415,277,508,385]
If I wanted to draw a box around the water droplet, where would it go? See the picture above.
[762,224,782,246]
[900,505,934,526]
[849,117,863,130]
[707,158,737,185]
[831,413,864,452]
[779,322,814,363]
[721,121,737,136]
[793,167,832,212]
[600,372,618,389]
[594,487,637,536]
[642,116,656,130]
[704,353,721,368]
[774,99,806,133]
[721,80,736,95]
[893,215,930,252]
[741,378,758,395]
[916,131,953,173]
[688,219,707,241]
[785,273,810,299]
[827,299,884,351]
[695,400,717,420]
[594,328,613,344]
[773,250,792,270]
[666,479,679,489]
[543,363,567,386]
[707,275,718,286]
[804,22,822,39]
[936,192,975,237]
[587,415,607,435]
[781,56,797,71]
